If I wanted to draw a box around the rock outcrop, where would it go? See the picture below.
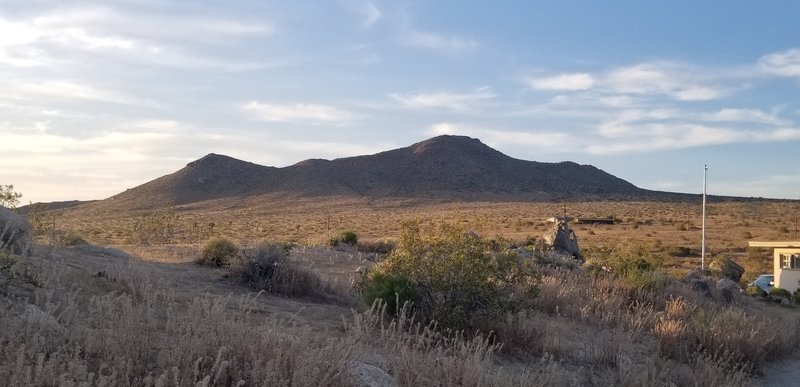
[710,258,745,283]
[543,217,583,261]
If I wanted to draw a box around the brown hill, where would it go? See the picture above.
[100,135,676,210]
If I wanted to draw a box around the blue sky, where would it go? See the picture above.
[1,0,799,202]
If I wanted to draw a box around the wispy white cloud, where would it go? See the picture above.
[390,87,494,111]
[759,48,800,77]
[590,120,800,155]
[603,63,724,101]
[0,78,158,107]
[243,101,361,126]
[360,1,382,28]
[702,108,789,126]
[403,30,478,53]
[527,62,727,102]
[0,6,272,70]
[527,73,595,91]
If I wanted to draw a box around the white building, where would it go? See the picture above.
[749,241,800,292]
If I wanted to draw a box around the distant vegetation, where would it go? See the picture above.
[357,219,540,328]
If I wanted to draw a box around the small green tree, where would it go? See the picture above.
[0,185,22,209]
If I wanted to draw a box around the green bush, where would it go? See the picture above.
[770,287,792,303]
[584,242,665,290]
[745,285,767,297]
[357,219,539,329]
[198,237,238,267]
[357,272,418,315]
[793,289,800,304]
[330,230,358,247]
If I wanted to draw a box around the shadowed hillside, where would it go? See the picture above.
[96,135,688,210]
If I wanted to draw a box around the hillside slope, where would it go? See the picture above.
[96,135,663,210]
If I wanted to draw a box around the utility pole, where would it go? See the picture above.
[701,164,707,271]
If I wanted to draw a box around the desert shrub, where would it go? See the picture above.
[769,287,792,303]
[128,207,180,245]
[357,272,419,315]
[0,207,33,255]
[0,184,22,209]
[60,230,88,246]
[329,229,358,247]
[584,242,665,290]
[356,239,396,255]
[745,285,767,297]
[358,219,540,328]
[198,237,238,267]
[0,250,42,294]
[230,242,332,299]
[664,245,694,257]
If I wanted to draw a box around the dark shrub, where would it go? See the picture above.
[330,230,358,247]
[230,242,327,299]
[198,237,238,267]
[769,287,792,303]
[356,239,396,255]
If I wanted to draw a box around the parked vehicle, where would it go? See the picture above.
[747,274,774,295]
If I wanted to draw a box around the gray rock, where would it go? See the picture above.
[689,279,713,297]
[346,361,396,387]
[716,278,741,302]
[542,218,583,261]
[710,258,745,282]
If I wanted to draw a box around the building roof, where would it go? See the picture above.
[749,241,800,248]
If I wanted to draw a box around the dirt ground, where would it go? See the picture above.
[52,243,366,332]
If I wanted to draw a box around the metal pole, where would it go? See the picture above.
[701,164,707,270]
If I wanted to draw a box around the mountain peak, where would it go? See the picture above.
[186,153,251,169]
[410,135,496,155]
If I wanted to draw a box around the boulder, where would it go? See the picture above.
[689,279,713,297]
[543,218,583,261]
[683,268,709,283]
[346,361,396,387]
[716,278,741,302]
[710,258,745,282]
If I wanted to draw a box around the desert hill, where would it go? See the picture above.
[95,135,686,211]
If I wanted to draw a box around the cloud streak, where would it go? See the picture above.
[402,30,478,53]
[390,87,495,111]
[243,101,361,126]
[527,73,595,91]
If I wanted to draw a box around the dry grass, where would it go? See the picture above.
[0,241,786,386]
[4,196,800,386]
[56,196,798,273]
